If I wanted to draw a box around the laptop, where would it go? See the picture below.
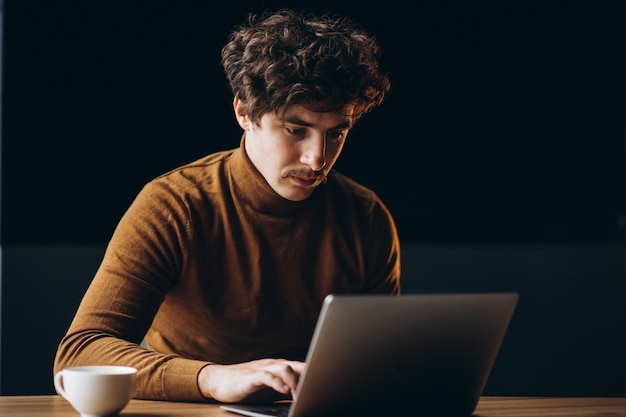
[221,292,519,417]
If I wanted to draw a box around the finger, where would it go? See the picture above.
[258,370,293,395]
[282,364,300,394]
[267,363,301,396]
[284,360,306,375]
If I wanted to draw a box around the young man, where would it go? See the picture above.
[54,9,400,403]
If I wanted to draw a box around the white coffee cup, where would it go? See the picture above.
[54,365,137,417]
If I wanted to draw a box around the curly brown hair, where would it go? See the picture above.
[221,9,391,125]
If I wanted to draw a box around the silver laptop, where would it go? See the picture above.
[221,292,518,417]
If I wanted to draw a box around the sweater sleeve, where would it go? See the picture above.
[54,179,210,401]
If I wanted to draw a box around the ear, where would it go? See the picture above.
[233,96,252,130]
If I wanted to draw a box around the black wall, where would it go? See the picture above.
[1,0,625,396]
[3,1,625,245]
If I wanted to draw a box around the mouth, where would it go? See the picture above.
[290,176,320,187]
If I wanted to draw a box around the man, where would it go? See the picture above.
[54,8,400,403]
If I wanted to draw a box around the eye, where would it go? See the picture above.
[327,130,347,143]
[286,127,306,136]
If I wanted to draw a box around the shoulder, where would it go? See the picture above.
[155,149,235,183]
[323,170,396,231]
[126,149,236,218]
[326,170,385,209]
[327,170,400,253]
[141,149,235,196]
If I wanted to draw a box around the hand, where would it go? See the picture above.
[197,358,306,403]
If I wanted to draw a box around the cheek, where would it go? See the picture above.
[280,144,307,165]
[326,142,346,165]
[266,145,298,172]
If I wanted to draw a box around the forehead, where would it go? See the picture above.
[276,104,354,128]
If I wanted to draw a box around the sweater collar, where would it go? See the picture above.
[229,135,314,216]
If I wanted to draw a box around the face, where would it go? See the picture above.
[234,97,352,201]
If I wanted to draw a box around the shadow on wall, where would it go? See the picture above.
[1,244,625,396]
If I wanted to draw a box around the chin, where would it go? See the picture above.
[281,188,315,202]
[283,193,311,202]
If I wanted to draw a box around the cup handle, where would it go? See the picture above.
[53,371,68,399]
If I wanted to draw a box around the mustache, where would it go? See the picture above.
[282,168,328,183]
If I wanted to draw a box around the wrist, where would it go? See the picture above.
[197,364,216,399]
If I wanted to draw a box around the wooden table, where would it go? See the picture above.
[1,395,625,416]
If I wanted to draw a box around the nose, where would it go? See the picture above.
[301,135,326,172]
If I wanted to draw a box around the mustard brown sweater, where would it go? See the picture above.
[54,138,401,401]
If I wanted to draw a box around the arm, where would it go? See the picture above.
[54,180,210,401]
[363,195,402,295]
[54,179,307,402]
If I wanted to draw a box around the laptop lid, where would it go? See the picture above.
[223,292,519,417]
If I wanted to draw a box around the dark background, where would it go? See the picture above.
[3,1,625,245]
[1,0,625,397]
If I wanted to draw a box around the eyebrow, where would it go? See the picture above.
[282,116,352,130]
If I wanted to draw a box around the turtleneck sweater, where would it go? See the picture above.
[54,137,401,401]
